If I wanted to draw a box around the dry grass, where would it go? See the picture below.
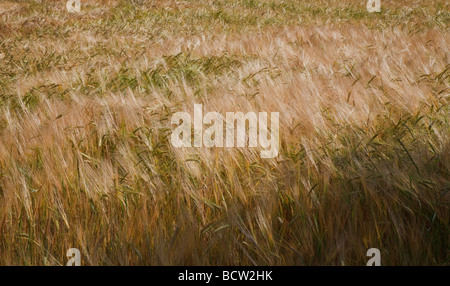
[0,0,449,265]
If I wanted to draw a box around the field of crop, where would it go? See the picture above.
[0,0,448,265]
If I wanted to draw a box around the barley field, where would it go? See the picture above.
[0,0,448,266]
